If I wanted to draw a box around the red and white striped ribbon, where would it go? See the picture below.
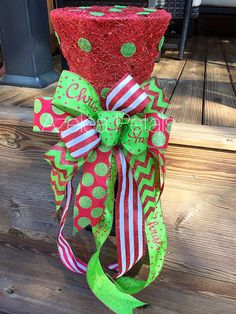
[106,74,150,116]
[59,115,100,159]
[57,180,87,274]
[115,149,145,277]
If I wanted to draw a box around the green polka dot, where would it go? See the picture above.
[77,184,81,194]
[34,99,42,113]
[94,163,109,176]
[120,42,136,57]
[87,151,97,162]
[98,144,111,152]
[55,32,60,45]
[52,105,65,115]
[137,12,150,15]
[79,196,92,208]
[101,87,110,98]
[74,205,79,217]
[90,12,104,16]
[144,8,157,12]
[149,117,156,131]
[91,207,103,218]
[33,126,41,132]
[65,116,72,123]
[92,187,106,199]
[114,5,126,8]
[78,217,91,228]
[78,38,92,52]
[52,127,59,133]
[79,6,90,9]
[82,173,94,186]
[152,132,166,147]
[158,36,165,50]
[109,8,122,12]
[40,113,54,128]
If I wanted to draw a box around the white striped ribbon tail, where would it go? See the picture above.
[115,149,145,278]
[107,263,119,272]
[59,115,101,159]
[57,180,87,274]
[105,74,150,115]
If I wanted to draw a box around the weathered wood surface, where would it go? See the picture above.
[204,37,236,127]
[152,38,193,100]
[221,38,236,95]
[170,123,236,151]
[1,36,235,129]
[0,122,236,313]
[166,36,206,124]
[0,34,236,313]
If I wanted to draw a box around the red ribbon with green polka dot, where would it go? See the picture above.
[33,70,173,313]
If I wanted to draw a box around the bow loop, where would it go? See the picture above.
[120,115,149,155]
[59,115,100,159]
[106,74,151,116]
[146,112,173,153]
[52,70,102,119]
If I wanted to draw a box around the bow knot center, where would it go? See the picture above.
[96,111,125,147]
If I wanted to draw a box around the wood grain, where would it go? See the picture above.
[204,37,236,127]
[1,35,236,314]
[0,232,236,314]
[166,36,206,124]
[0,83,56,109]
[221,38,236,95]
[152,50,189,100]
[0,122,236,313]
[170,122,236,151]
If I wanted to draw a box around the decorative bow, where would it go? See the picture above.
[33,70,173,313]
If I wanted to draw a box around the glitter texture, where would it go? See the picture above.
[50,6,171,108]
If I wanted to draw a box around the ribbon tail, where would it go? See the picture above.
[73,147,112,232]
[44,141,90,211]
[86,152,146,313]
[114,150,167,294]
[44,142,90,274]
[114,148,146,278]
[115,200,167,295]
[57,179,87,274]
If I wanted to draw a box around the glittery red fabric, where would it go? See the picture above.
[51,6,171,104]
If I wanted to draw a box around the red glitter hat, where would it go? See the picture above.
[51,6,171,103]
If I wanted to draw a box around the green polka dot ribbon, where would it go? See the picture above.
[33,69,173,314]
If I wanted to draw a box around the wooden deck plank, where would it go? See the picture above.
[165,36,206,125]
[152,50,189,100]
[204,37,236,127]
[0,232,236,314]
[221,38,236,95]
[0,124,236,283]
[1,34,236,314]
[0,83,56,109]
[170,123,236,151]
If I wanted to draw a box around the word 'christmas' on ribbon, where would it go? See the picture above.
[33,70,173,314]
